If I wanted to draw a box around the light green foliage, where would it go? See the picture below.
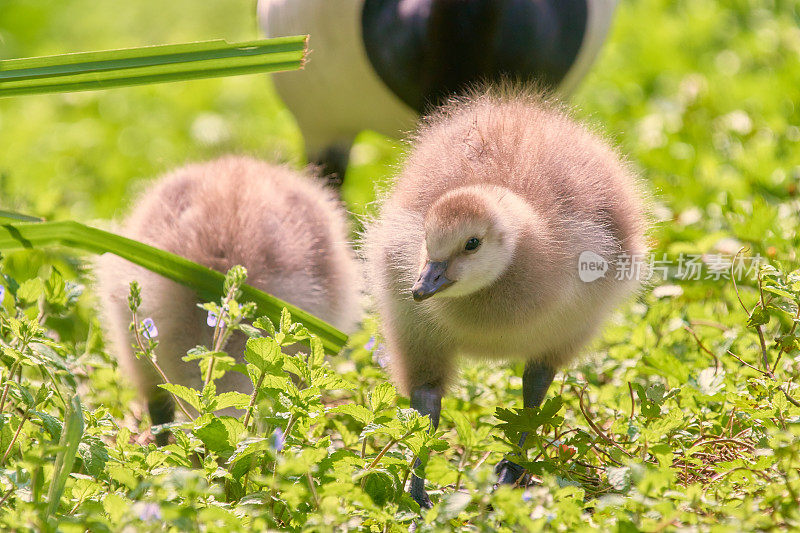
[0,0,799,530]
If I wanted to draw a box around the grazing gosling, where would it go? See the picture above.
[97,156,361,442]
[364,89,648,508]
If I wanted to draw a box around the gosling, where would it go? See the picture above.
[364,88,648,508]
[97,156,361,443]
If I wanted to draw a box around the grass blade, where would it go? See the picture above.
[46,394,84,520]
[0,220,348,352]
[0,210,44,223]
[0,37,307,97]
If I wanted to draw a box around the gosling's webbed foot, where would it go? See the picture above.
[494,458,530,487]
[409,474,433,509]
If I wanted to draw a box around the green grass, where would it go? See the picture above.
[1,0,799,530]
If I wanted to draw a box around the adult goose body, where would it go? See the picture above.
[258,0,617,179]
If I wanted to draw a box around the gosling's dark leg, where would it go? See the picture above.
[495,362,556,486]
[408,386,442,509]
[311,143,351,189]
[148,388,175,446]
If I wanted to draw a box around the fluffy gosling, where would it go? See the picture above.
[97,156,361,443]
[364,89,648,508]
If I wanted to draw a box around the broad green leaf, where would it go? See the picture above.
[312,372,354,391]
[17,278,44,304]
[193,416,243,456]
[361,470,397,506]
[245,337,282,372]
[158,383,202,413]
[369,382,397,413]
[44,267,67,306]
[448,411,477,449]
[763,286,796,301]
[214,392,251,412]
[0,220,347,353]
[78,437,109,477]
[747,307,770,327]
[33,410,63,440]
[309,336,325,369]
[253,316,276,337]
[102,494,128,524]
[331,404,374,425]
[0,37,307,97]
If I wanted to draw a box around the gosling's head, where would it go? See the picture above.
[412,186,523,301]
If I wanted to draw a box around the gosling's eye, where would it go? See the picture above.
[464,237,481,252]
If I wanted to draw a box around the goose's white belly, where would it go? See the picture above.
[258,0,417,156]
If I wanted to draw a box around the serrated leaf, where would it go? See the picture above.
[238,323,262,338]
[10,382,36,408]
[78,437,109,477]
[253,316,276,337]
[283,354,312,385]
[449,411,477,449]
[44,267,68,306]
[280,308,292,334]
[34,410,63,440]
[763,286,796,301]
[369,382,397,413]
[214,392,251,412]
[17,277,44,304]
[158,383,202,413]
[645,383,666,403]
[495,397,564,436]
[312,372,354,391]
[396,408,429,433]
[244,336,282,373]
[102,494,129,524]
[193,416,242,456]
[309,336,325,369]
[362,470,397,506]
[331,404,374,425]
[747,307,770,327]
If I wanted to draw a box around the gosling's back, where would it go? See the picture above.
[97,156,361,405]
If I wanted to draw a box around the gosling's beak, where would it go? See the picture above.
[412,261,453,301]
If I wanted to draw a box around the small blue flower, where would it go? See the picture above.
[270,427,285,451]
[372,343,389,369]
[0,285,5,304]
[364,336,376,351]
[207,310,218,327]
[522,490,533,502]
[138,502,161,521]
[142,318,158,339]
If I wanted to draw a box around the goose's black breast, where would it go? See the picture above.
[362,0,589,112]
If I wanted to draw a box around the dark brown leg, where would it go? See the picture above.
[408,385,442,509]
[148,388,174,446]
[311,143,351,189]
[495,361,556,485]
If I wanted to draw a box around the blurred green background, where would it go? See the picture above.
[1,2,800,526]
[0,0,798,260]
